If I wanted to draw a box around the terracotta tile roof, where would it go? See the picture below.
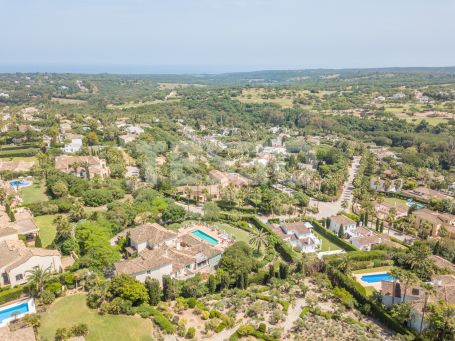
[129,223,177,245]
[281,222,311,235]
[331,215,356,226]
[0,240,60,271]
[351,234,382,246]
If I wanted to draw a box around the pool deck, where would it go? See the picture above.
[353,271,389,291]
[0,298,35,327]
[179,223,233,250]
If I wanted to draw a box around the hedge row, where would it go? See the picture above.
[0,148,39,158]
[229,324,278,341]
[0,287,24,305]
[310,220,358,252]
[326,266,413,336]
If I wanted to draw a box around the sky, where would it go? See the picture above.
[1,0,454,73]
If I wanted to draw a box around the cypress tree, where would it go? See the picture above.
[338,224,344,238]
[145,277,161,305]
[279,263,289,279]
[207,274,217,293]
[375,218,380,232]
[364,212,369,226]
[380,221,384,233]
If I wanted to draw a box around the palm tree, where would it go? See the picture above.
[337,256,352,275]
[390,267,402,305]
[420,282,437,333]
[249,230,269,254]
[26,266,51,296]
[400,270,419,303]
[387,207,397,235]
[54,215,72,239]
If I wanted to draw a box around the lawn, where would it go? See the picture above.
[213,222,250,243]
[19,180,48,205]
[352,266,393,275]
[382,196,407,205]
[39,294,154,341]
[33,214,58,247]
[313,230,341,252]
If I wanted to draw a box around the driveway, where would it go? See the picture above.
[309,156,361,219]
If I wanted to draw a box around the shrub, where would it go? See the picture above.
[150,309,176,334]
[332,287,356,309]
[40,290,56,305]
[185,326,196,339]
[100,297,133,315]
[70,323,89,337]
[0,287,23,305]
[45,282,63,296]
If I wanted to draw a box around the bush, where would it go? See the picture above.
[40,290,56,305]
[150,308,176,334]
[45,282,63,296]
[100,297,133,315]
[83,189,114,207]
[185,326,196,339]
[70,323,89,337]
[0,287,23,305]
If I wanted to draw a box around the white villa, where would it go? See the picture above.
[275,221,322,253]
[0,240,62,287]
[63,138,83,153]
[329,215,357,236]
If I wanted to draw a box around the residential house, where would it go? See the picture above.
[370,177,402,193]
[0,240,62,287]
[119,134,137,145]
[411,209,455,239]
[209,170,249,188]
[55,155,110,179]
[374,201,408,220]
[63,136,83,153]
[329,215,357,236]
[277,221,322,253]
[369,148,398,160]
[381,275,455,332]
[175,185,221,203]
[127,223,178,253]
[350,234,382,251]
[114,224,222,284]
[403,186,453,202]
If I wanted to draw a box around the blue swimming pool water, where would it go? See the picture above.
[0,302,29,324]
[9,180,30,188]
[192,229,219,246]
[360,273,396,283]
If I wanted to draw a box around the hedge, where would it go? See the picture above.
[0,287,24,305]
[229,324,278,341]
[310,219,358,252]
[326,266,413,336]
[149,308,176,334]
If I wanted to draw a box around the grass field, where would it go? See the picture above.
[33,214,58,247]
[313,230,341,252]
[352,266,393,274]
[39,294,154,341]
[0,148,39,157]
[382,196,408,205]
[401,117,451,125]
[214,222,250,243]
[19,180,48,205]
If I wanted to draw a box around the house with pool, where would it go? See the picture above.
[114,223,228,284]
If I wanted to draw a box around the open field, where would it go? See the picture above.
[19,180,48,205]
[39,294,154,341]
[33,214,58,247]
[158,82,206,89]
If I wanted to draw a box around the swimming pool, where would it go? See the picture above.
[192,229,219,246]
[0,302,29,326]
[9,180,31,188]
[360,273,396,283]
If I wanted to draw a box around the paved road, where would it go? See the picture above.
[309,156,361,220]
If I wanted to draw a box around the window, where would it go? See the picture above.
[147,270,151,274]
[15,274,23,281]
